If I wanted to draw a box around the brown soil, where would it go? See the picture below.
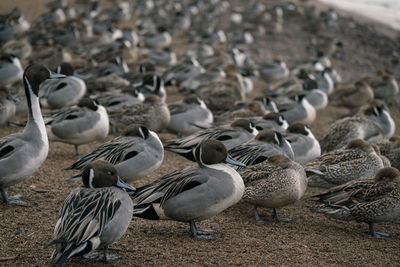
[1,0,400,266]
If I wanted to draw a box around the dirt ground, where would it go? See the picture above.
[1,0,400,266]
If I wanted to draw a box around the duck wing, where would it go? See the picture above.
[48,188,121,264]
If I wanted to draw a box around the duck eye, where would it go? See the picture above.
[107,171,112,175]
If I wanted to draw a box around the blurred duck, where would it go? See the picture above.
[0,87,17,125]
[310,167,400,238]
[257,60,289,82]
[278,94,316,124]
[0,54,23,87]
[329,81,374,110]
[47,161,135,266]
[363,71,399,100]
[251,112,289,132]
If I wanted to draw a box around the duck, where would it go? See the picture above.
[239,154,307,223]
[278,94,316,124]
[39,62,87,109]
[165,118,258,161]
[0,53,23,87]
[2,39,32,59]
[229,129,294,167]
[92,86,144,113]
[364,71,399,100]
[109,94,170,134]
[310,167,400,238]
[305,139,385,188]
[46,160,135,266]
[329,81,374,110]
[45,98,109,157]
[320,105,395,152]
[65,125,163,183]
[257,60,289,82]
[251,112,289,132]
[0,87,17,125]
[148,48,177,67]
[0,64,64,205]
[283,123,320,164]
[167,94,213,136]
[134,73,166,102]
[132,139,245,240]
[161,58,204,86]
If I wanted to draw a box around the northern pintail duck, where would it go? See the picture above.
[363,71,399,100]
[65,125,163,183]
[278,94,316,124]
[283,123,320,164]
[45,98,109,156]
[0,87,17,125]
[2,39,32,60]
[92,86,144,113]
[305,139,385,188]
[162,58,204,86]
[141,27,172,48]
[239,154,307,223]
[148,48,177,66]
[229,129,294,167]
[165,118,258,161]
[39,62,87,109]
[109,94,170,134]
[251,112,289,132]
[310,167,400,238]
[320,105,395,152]
[132,140,245,240]
[46,160,135,265]
[0,64,63,205]
[167,94,213,136]
[330,81,374,110]
[134,73,166,102]
[0,54,23,87]
[257,60,289,82]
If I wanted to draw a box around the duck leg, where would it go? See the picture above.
[102,246,120,261]
[368,222,390,238]
[74,145,81,158]
[189,221,213,240]
[253,205,272,224]
[272,208,292,222]
[1,186,27,205]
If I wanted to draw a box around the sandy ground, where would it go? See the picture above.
[1,0,400,266]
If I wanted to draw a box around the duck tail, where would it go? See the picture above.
[132,204,160,220]
[309,205,353,221]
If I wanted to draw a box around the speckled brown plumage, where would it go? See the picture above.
[310,167,400,237]
[305,139,385,188]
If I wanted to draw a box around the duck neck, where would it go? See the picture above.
[24,76,47,141]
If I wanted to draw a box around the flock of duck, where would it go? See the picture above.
[0,0,399,265]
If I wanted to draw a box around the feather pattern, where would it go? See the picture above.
[50,187,121,263]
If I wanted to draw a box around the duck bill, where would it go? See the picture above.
[116,177,136,192]
[49,71,66,79]
[7,95,19,103]
[225,155,246,167]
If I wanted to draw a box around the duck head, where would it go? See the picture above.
[82,160,136,191]
[194,139,245,167]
